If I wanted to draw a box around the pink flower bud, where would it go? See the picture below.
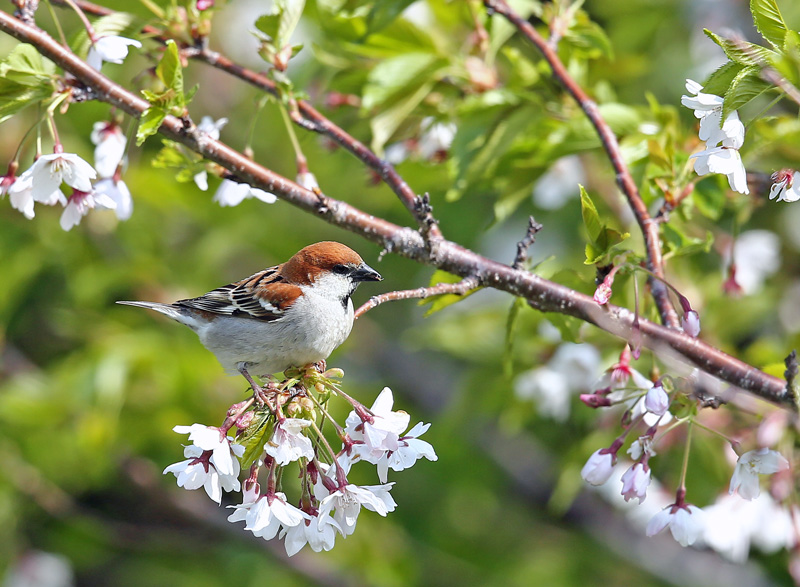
[593,279,613,304]
[196,0,214,10]
[644,384,669,416]
[620,462,651,503]
[580,449,616,485]
[681,310,701,337]
[580,393,612,408]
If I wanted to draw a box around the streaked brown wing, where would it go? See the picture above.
[175,265,300,321]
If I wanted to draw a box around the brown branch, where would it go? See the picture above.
[50,0,443,242]
[512,216,543,270]
[354,277,480,319]
[483,0,679,329]
[0,9,791,407]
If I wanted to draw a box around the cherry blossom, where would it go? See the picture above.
[94,177,133,221]
[264,418,314,465]
[87,35,142,70]
[60,189,117,231]
[690,146,748,194]
[345,387,410,463]
[213,178,277,206]
[581,448,616,486]
[27,152,97,203]
[197,116,228,140]
[171,424,242,478]
[163,443,242,503]
[375,421,437,483]
[228,490,306,540]
[729,448,790,500]
[280,512,341,556]
[681,79,744,149]
[316,483,396,537]
[770,169,800,203]
[91,121,126,178]
[620,463,651,503]
[646,503,706,547]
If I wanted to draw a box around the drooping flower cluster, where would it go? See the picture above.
[681,79,748,194]
[162,373,437,556]
[577,345,792,552]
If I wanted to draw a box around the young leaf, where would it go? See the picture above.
[703,29,777,66]
[240,414,273,469]
[701,61,743,96]
[136,107,167,145]
[0,78,52,124]
[156,40,184,104]
[749,0,788,50]
[579,185,602,243]
[722,65,771,119]
[0,44,56,85]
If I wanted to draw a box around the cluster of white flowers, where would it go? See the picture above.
[3,36,140,229]
[163,386,436,556]
[578,347,791,550]
[681,79,748,194]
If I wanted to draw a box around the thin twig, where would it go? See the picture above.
[0,9,790,407]
[483,0,679,329]
[512,216,543,270]
[354,277,480,319]
[413,192,439,243]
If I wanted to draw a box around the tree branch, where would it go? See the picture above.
[0,9,791,407]
[483,0,680,329]
[50,0,444,242]
[354,277,480,319]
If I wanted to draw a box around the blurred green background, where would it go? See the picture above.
[1,0,799,585]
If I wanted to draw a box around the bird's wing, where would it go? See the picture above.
[175,265,303,321]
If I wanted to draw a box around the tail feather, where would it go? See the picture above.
[116,300,186,323]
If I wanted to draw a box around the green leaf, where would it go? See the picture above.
[370,81,434,154]
[277,0,305,48]
[579,185,602,242]
[0,78,52,124]
[701,61,743,96]
[703,29,777,66]
[362,52,441,110]
[662,224,714,258]
[0,44,55,85]
[364,0,416,35]
[256,0,305,48]
[692,175,727,220]
[240,414,273,469]
[255,13,281,40]
[750,0,787,49]
[156,40,184,103]
[418,270,481,316]
[722,65,772,119]
[136,107,167,145]
[503,297,526,379]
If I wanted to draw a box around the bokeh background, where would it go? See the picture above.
[2,0,800,585]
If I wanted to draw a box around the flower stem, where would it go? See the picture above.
[43,0,68,47]
[678,420,693,492]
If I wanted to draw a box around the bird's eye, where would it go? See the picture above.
[332,264,350,275]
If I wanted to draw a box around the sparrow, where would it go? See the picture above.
[118,241,382,383]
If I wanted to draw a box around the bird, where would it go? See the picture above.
[117,241,382,386]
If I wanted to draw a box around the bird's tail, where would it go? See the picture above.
[116,300,186,323]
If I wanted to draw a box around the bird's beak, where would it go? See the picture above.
[352,263,383,282]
